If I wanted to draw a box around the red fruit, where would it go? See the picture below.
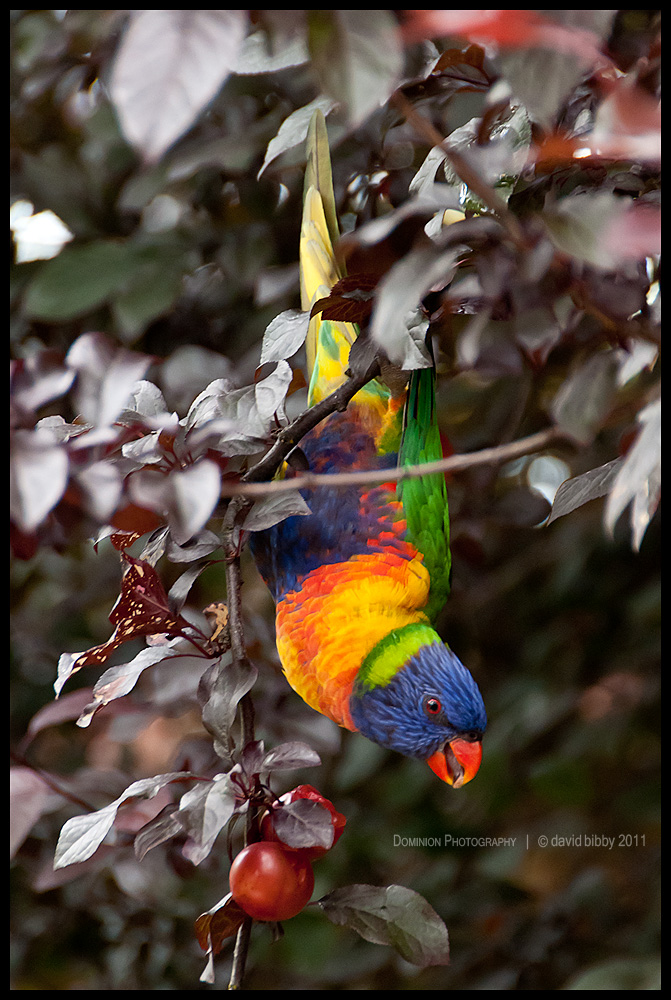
[261,784,346,859]
[229,841,314,922]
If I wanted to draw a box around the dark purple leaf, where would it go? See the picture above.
[198,656,258,760]
[74,460,123,522]
[134,805,184,861]
[184,380,272,456]
[242,491,311,532]
[261,741,322,772]
[258,96,336,177]
[308,11,403,127]
[168,561,215,611]
[23,689,96,746]
[128,459,221,545]
[236,26,308,76]
[110,10,249,162]
[54,772,196,869]
[605,398,661,550]
[76,644,207,728]
[195,892,247,968]
[10,351,75,419]
[238,740,268,777]
[55,555,200,696]
[272,798,334,851]
[10,428,69,531]
[318,883,450,967]
[66,332,153,427]
[548,458,623,524]
[254,360,293,423]
[371,246,457,367]
[177,774,238,865]
[259,309,310,365]
[119,379,173,425]
[543,191,645,270]
[10,766,62,859]
[550,351,621,445]
[165,530,221,563]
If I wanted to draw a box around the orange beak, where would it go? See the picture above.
[427,738,482,788]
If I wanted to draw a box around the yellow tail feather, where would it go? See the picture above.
[300,113,360,406]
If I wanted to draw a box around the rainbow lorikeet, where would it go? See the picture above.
[250,112,486,787]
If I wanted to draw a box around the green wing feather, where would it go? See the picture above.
[397,365,452,621]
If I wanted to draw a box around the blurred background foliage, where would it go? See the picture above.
[10,10,660,990]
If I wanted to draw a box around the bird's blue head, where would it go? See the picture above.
[349,625,487,787]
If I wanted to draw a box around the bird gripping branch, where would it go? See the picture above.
[250,110,486,787]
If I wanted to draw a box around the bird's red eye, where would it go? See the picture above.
[424,696,442,716]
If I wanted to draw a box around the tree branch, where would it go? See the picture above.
[222,426,574,500]
[241,354,381,487]
[10,748,99,815]
[222,509,255,990]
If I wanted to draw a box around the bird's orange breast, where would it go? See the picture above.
[275,551,432,730]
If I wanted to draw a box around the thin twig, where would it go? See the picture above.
[223,539,256,751]
[221,426,574,500]
[10,748,99,814]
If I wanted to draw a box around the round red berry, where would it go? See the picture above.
[229,841,314,922]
